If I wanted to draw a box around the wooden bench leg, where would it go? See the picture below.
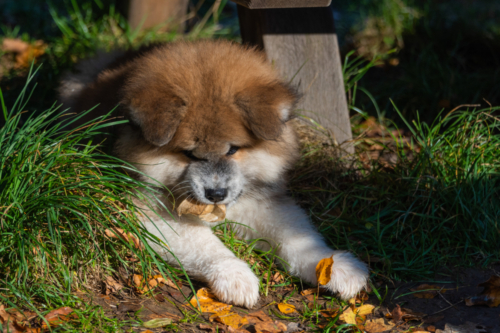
[237,5,353,152]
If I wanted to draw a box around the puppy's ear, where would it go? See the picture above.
[235,82,297,140]
[122,87,187,147]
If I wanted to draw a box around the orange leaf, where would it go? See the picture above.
[104,228,143,249]
[465,275,500,307]
[254,320,287,333]
[320,309,339,318]
[189,288,232,313]
[42,307,76,329]
[315,256,334,285]
[277,303,296,315]
[209,310,248,329]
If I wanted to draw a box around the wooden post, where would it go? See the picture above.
[237,4,354,152]
[121,0,189,31]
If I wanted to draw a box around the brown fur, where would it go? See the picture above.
[60,39,299,190]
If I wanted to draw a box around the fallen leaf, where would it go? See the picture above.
[364,318,395,333]
[254,320,287,333]
[105,228,143,249]
[148,274,176,289]
[411,284,445,299]
[435,322,487,333]
[339,304,374,325]
[386,306,425,322]
[246,310,272,324]
[391,304,403,322]
[15,43,46,68]
[2,38,29,53]
[315,256,334,285]
[176,198,226,222]
[189,288,233,313]
[42,307,76,329]
[104,275,124,295]
[210,310,248,329]
[465,275,500,307]
[143,318,172,328]
[320,309,339,318]
[427,326,436,332]
[142,331,154,333]
[277,303,296,315]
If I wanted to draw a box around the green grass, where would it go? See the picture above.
[293,105,500,280]
[0,68,188,332]
[0,0,500,331]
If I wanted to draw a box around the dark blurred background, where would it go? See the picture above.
[1,0,499,125]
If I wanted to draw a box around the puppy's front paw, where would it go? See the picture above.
[325,252,369,300]
[208,259,260,308]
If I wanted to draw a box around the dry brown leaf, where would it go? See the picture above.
[189,288,233,313]
[465,275,500,307]
[387,305,425,322]
[142,330,154,333]
[209,310,249,329]
[300,288,318,296]
[104,275,124,295]
[390,304,403,322]
[411,284,445,299]
[42,307,76,329]
[277,303,296,315]
[15,43,46,68]
[364,318,395,333]
[148,274,176,289]
[104,228,143,249]
[319,309,339,318]
[176,198,226,222]
[246,310,272,324]
[2,38,30,53]
[254,320,287,333]
[427,326,437,332]
[315,256,334,285]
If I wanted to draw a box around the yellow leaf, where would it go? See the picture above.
[339,304,375,325]
[315,255,334,285]
[357,304,375,316]
[209,310,248,329]
[277,303,296,315]
[189,288,232,313]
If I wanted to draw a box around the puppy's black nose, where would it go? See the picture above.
[205,188,227,203]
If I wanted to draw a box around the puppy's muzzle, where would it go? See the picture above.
[205,188,227,203]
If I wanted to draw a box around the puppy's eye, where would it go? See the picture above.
[226,146,239,156]
[183,150,201,161]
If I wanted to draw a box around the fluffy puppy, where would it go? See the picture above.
[59,40,369,308]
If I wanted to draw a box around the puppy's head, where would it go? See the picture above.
[119,40,299,206]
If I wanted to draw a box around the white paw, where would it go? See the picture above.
[208,259,260,308]
[325,252,369,300]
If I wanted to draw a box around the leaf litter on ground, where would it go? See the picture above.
[465,275,500,307]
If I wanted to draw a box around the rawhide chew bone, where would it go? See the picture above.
[176,198,226,223]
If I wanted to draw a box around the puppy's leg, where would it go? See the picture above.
[229,196,369,300]
[143,215,260,308]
